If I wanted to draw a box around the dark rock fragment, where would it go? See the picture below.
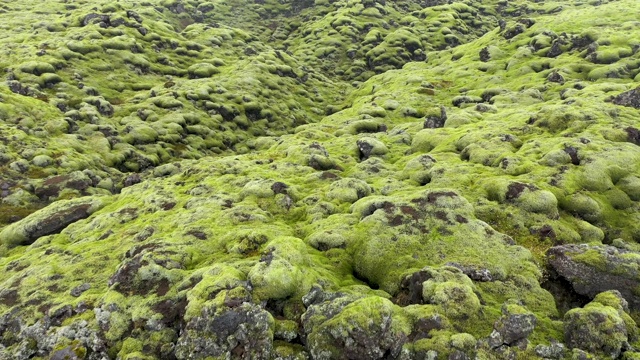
[271,182,288,195]
[126,10,142,23]
[547,71,565,84]
[70,283,91,297]
[7,80,31,96]
[625,127,640,145]
[447,262,493,282]
[357,140,374,160]
[534,341,566,359]
[48,305,73,326]
[395,269,432,305]
[0,198,101,248]
[0,289,18,306]
[423,106,447,128]
[81,13,102,26]
[34,172,92,199]
[505,182,536,201]
[123,174,141,187]
[503,24,525,39]
[547,39,564,58]
[302,293,406,360]
[355,138,387,161]
[479,47,490,62]
[489,303,537,349]
[50,344,86,360]
[452,96,482,107]
[611,87,640,109]
[185,230,207,240]
[563,146,580,165]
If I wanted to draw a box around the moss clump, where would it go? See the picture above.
[564,291,637,358]
[187,62,220,78]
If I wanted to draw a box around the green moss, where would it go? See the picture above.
[187,62,220,78]
[0,0,639,357]
[18,61,56,75]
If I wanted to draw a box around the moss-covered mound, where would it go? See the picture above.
[0,0,640,359]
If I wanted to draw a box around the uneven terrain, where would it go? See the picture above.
[0,0,639,359]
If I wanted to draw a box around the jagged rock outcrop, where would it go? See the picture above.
[547,244,640,310]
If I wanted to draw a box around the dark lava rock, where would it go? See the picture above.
[48,305,73,326]
[547,39,565,58]
[452,96,482,107]
[81,13,101,26]
[7,80,31,96]
[547,71,565,84]
[423,106,447,129]
[356,138,384,161]
[271,182,288,195]
[547,244,640,310]
[27,204,91,241]
[488,303,537,349]
[108,245,181,296]
[175,303,273,360]
[626,127,640,145]
[534,341,566,359]
[503,24,525,39]
[395,269,433,305]
[479,47,490,62]
[563,146,580,165]
[0,289,18,306]
[126,10,142,23]
[123,173,142,187]
[358,141,373,160]
[612,87,640,109]
[34,172,93,199]
[505,182,536,201]
[70,283,91,297]
[446,262,493,282]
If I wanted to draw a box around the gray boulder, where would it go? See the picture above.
[175,302,274,360]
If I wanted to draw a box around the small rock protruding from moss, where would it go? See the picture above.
[547,70,565,84]
[535,341,567,359]
[423,105,447,129]
[611,87,640,109]
[488,301,537,350]
[356,137,388,161]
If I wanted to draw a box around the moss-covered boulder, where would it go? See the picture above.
[564,291,638,358]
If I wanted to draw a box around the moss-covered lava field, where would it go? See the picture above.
[0,0,640,359]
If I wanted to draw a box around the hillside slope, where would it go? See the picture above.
[0,0,639,359]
